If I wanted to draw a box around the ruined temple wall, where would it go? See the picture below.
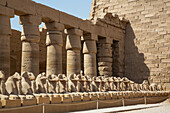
[90,0,170,86]
[10,30,21,75]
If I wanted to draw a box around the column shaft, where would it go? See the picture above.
[66,28,82,76]
[83,34,97,77]
[20,15,41,76]
[0,6,14,78]
[46,22,64,76]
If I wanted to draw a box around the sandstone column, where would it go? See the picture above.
[98,37,113,76]
[20,15,41,76]
[45,22,64,76]
[66,28,82,76]
[83,34,97,77]
[0,6,14,78]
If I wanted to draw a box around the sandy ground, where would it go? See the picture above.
[119,103,170,113]
[72,99,170,113]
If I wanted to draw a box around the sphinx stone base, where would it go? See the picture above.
[105,92,112,100]
[62,94,72,103]
[81,93,90,101]
[97,92,105,100]
[90,93,98,101]
[49,94,62,104]
[21,98,37,106]
[70,93,82,102]
[35,95,50,104]
[1,99,21,108]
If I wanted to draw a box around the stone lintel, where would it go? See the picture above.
[0,6,14,17]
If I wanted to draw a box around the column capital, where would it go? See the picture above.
[83,33,98,41]
[0,6,14,17]
[20,15,41,25]
[106,37,113,44]
[67,28,83,36]
[83,40,97,54]
[46,22,65,31]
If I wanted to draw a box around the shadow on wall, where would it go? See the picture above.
[124,23,150,84]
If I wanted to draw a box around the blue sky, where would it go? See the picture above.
[11,0,92,31]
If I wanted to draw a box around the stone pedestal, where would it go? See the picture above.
[1,99,21,108]
[0,6,14,78]
[35,95,50,104]
[46,22,64,76]
[66,28,82,76]
[89,92,98,101]
[62,94,72,103]
[82,93,90,101]
[20,15,41,76]
[105,92,112,100]
[98,92,105,100]
[70,93,82,102]
[21,99,36,106]
[83,34,97,77]
[50,94,62,104]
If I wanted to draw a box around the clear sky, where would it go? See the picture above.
[11,0,92,31]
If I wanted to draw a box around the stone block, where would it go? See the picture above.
[98,94,105,100]
[21,98,37,106]
[36,3,59,22]
[0,101,2,108]
[71,95,82,102]
[90,93,98,101]
[105,93,112,100]
[112,92,118,99]
[60,12,82,29]
[1,99,21,108]
[36,97,50,104]
[45,21,64,31]
[50,96,62,104]
[62,94,72,103]
[20,15,41,25]
[82,95,91,101]
[0,5,14,17]
[98,58,113,62]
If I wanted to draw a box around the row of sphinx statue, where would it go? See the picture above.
[0,71,166,97]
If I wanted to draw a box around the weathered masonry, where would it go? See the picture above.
[90,0,170,89]
[0,0,127,79]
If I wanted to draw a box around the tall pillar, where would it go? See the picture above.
[45,22,64,76]
[83,34,97,77]
[66,28,82,76]
[0,6,14,78]
[98,37,113,76]
[20,15,41,76]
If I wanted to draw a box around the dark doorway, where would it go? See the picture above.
[112,40,119,77]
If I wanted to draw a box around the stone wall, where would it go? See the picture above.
[90,0,170,88]
[10,30,21,75]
